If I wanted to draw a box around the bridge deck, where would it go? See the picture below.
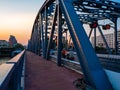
[25,51,83,90]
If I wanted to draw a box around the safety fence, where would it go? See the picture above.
[0,50,25,90]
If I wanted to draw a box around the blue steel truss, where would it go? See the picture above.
[28,0,120,89]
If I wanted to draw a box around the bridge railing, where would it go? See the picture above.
[0,50,25,90]
[97,54,120,72]
[50,55,83,74]
[50,53,120,73]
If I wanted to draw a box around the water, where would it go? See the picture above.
[0,57,11,65]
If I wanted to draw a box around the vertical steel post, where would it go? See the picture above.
[41,13,45,57]
[38,13,42,56]
[114,18,118,54]
[66,30,68,50]
[37,23,39,55]
[94,28,96,50]
[33,28,36,53]
[57,1,62,66]
[46,6,57,60]
[98,25,111,54]
[44,6,48,58]
[89,28,93,39]
[35,23,38,54]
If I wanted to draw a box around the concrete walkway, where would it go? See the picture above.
[25,51,83,90]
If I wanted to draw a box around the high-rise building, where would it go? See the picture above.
[91,33,114,49]
[117,31,120,52]
[9,35,17,47]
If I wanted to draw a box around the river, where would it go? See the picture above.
[0,57,11,65]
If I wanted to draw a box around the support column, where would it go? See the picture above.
[38,14,42,56]
[94,28,96,50]
[114,18,118,54]
[89,28,93,39]
[41,13,45,57]
[57,2,62,66]
[44,6,48,58]
[98,26,111,54]
[46,6,57,60]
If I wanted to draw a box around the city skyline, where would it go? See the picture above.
[0,0,120,45]
[0,0,45,45]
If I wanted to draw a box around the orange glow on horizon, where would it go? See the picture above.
[0,13,35,45]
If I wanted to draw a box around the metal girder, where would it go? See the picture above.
[57,2,62,66]
[94,28,96,49]
[114,18,118,54]
[73,0,120,24]
[44,6,48,58]
[40,0,55,13]
[98,25,112,54]
[34,24,39,54]
[46,5,58,60]
[79,14,107,23]
[74,0,120,14]
[89,28,93,39]
[41,13,45,57]
[38,14,42,56]
[59,0,113,89]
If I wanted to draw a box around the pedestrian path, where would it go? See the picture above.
[25,51,83,90]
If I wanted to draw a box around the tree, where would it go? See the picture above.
[13,43,24,50]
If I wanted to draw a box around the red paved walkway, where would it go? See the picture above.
[25,51,83,90]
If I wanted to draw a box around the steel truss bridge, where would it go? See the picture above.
[28,0,120,90]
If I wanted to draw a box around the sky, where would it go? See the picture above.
[0,0,45,45]
[0,0,120,45]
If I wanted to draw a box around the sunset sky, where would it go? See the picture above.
[0,0,120,45]
[0,0,45,45]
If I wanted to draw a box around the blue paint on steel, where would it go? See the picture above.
[38,14,42,56]
[34,24,38,54]
[88,28,93,39]
[58,0,113,89]
[57,3,62,66]
[41,13,45,57]
[44,7,48,58]
[114,18,118,54]
[94,28,96,49]
[98,25,111,54]
[46,5,57,60]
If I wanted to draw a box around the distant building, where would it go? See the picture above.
[0,40,9,48]
[91,33,114,49]
[9,35,17,47]
[117,31,120,52]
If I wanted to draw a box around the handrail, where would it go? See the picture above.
[97,54,120,60]
[0,50,25,90]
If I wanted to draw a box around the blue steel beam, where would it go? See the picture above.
[46,5,57,60]
[74,0,120,14]
[98,25,112,54]
[89,28,93,39]
[38,14,42,56]
[44,6,48,58]
[114,18,118,55]
[34,24,39,54]
[41,13,45,57]
[32,29,35,53]
[57,2,62,66]
[36,23,40,55]
[94,28,96,49]
[59,0,113,89]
